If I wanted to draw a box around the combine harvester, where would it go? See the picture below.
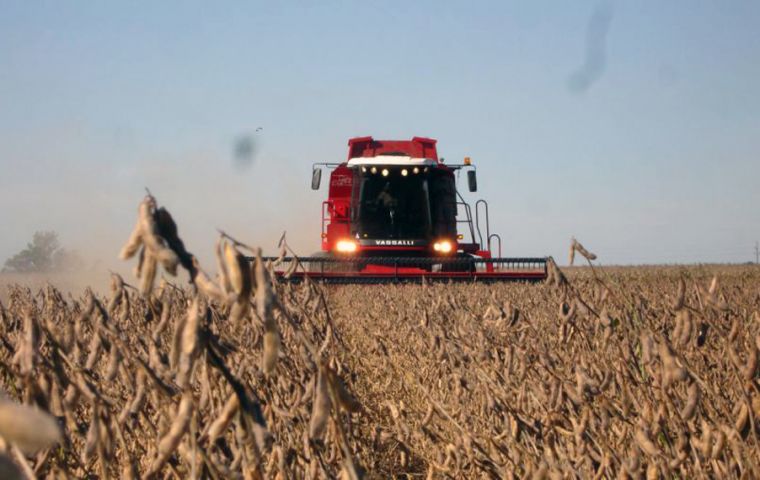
[266,136,547,283]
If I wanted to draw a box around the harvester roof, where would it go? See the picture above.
[347,136,439,162]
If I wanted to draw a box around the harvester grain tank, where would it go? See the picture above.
[269,136,547,283]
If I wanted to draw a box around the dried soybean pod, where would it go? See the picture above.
[121,459,138,480]
[256,249,280,375]
[229,300,250,326]
[176,297,201,389]
[672,313,683,344]
[734,402,749,434]
[84,328,103,371]
[181,298,200,358]
[273,237,288,266]
[135,196,179,274]
[169,303,188,371]
[708,276,718,295]
[309,363,332,440]
[677,310,692,346]
[224,242,251,297]
[107,272,126,314]
[133,246,146,278]
[572,237,597,261]
[672,276,686,310]
[640,333,655,365]
[191,257,227,303]
[81,405,100,464]
[568,240,576,266]
[119,218,144,260]
[0,400,62,454]
[262,329,281,376]
[152,295,172,342]
[634,425,659,457]
[329,369,362,413]
[659,339,688,388]
[18,311,39,376]
[155,247,180,275]
[680,381,699,421]
[283,257,299,279]
[105,345,121,382]
[128,370,147,416]
[215,237,232,295]
[743,345,758,381]
[198,361,211,410]
[207,394,240,442]
[147,392,193,477]
[698,421,713,458]
[153,206,186,274]
[140,251,158,296]
[421,404,434,427]
[648,461,663,480]
[711,428,726,459]
[728,319,740,343]
[545,259,557,285]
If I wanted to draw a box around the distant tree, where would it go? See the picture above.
[2,231,83,273]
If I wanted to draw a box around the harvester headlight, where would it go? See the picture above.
[335,239,358,253]
[433,240,453,253]
[401,169,408,176]
[361,167,367,173]
[413,167,419,174]
[381,168,389,177]
[371,167,377,174]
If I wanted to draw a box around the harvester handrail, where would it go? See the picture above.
[455,191,477,245]
[312,162,343,169]
[488,233,503,257]
[475,199,491,249]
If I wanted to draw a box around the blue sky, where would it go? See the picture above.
[1,1,759,267]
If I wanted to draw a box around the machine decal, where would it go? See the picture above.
[363,239,424,246]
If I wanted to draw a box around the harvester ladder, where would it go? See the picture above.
[456,191,477,245]
[321,201,331,239]
[474,199,490,250]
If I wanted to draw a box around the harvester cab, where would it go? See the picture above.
[271,136,547,283]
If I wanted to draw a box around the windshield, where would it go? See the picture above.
[356,168,432,238]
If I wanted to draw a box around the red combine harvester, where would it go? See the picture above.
[266,136,547,283]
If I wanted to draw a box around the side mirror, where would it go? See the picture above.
[311,168,322,190]
[467,170,477,192]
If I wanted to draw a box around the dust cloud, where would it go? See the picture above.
[0,140,322,296]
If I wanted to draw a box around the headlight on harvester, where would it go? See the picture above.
[335,239,358,253]
[433,240,453,254]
